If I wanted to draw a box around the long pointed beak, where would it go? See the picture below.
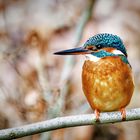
[54,47,91,55]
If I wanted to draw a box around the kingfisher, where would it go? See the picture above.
[54,33,134,121]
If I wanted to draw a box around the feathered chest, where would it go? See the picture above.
[82,56,134,111]
[83,56,131,79]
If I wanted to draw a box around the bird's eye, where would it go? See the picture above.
[96,45,101,48]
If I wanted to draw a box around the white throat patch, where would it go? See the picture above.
[85,54,100,62]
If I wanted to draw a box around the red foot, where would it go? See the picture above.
[120,108,126,121]
[94,109,100,122]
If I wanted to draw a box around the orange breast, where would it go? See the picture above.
[82,56,134,112]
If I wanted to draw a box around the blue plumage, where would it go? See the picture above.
[91,50,115,57]
[83,33,127,57]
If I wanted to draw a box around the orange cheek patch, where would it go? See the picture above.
[86,45,96,50]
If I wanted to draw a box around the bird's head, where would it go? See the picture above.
[54,33,128,62]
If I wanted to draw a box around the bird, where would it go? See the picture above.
[54,33,134,121]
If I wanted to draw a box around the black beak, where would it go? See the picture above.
[54,47,91,55]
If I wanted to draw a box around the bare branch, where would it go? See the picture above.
[0,108,140,139]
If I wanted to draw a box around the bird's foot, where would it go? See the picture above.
[120,108,126,121]
[94,109,100,122]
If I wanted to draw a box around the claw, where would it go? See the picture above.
[120,108,126,121]
[95,109,100,122]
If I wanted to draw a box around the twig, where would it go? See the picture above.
[0,108,140,140]
[40,2,96,139]
[59,0,95,85]
[57,0,96,115]
[74,0,96,45]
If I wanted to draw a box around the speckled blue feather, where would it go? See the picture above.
[83,33,127,57]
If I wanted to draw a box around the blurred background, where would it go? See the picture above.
[0,0,140,140]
